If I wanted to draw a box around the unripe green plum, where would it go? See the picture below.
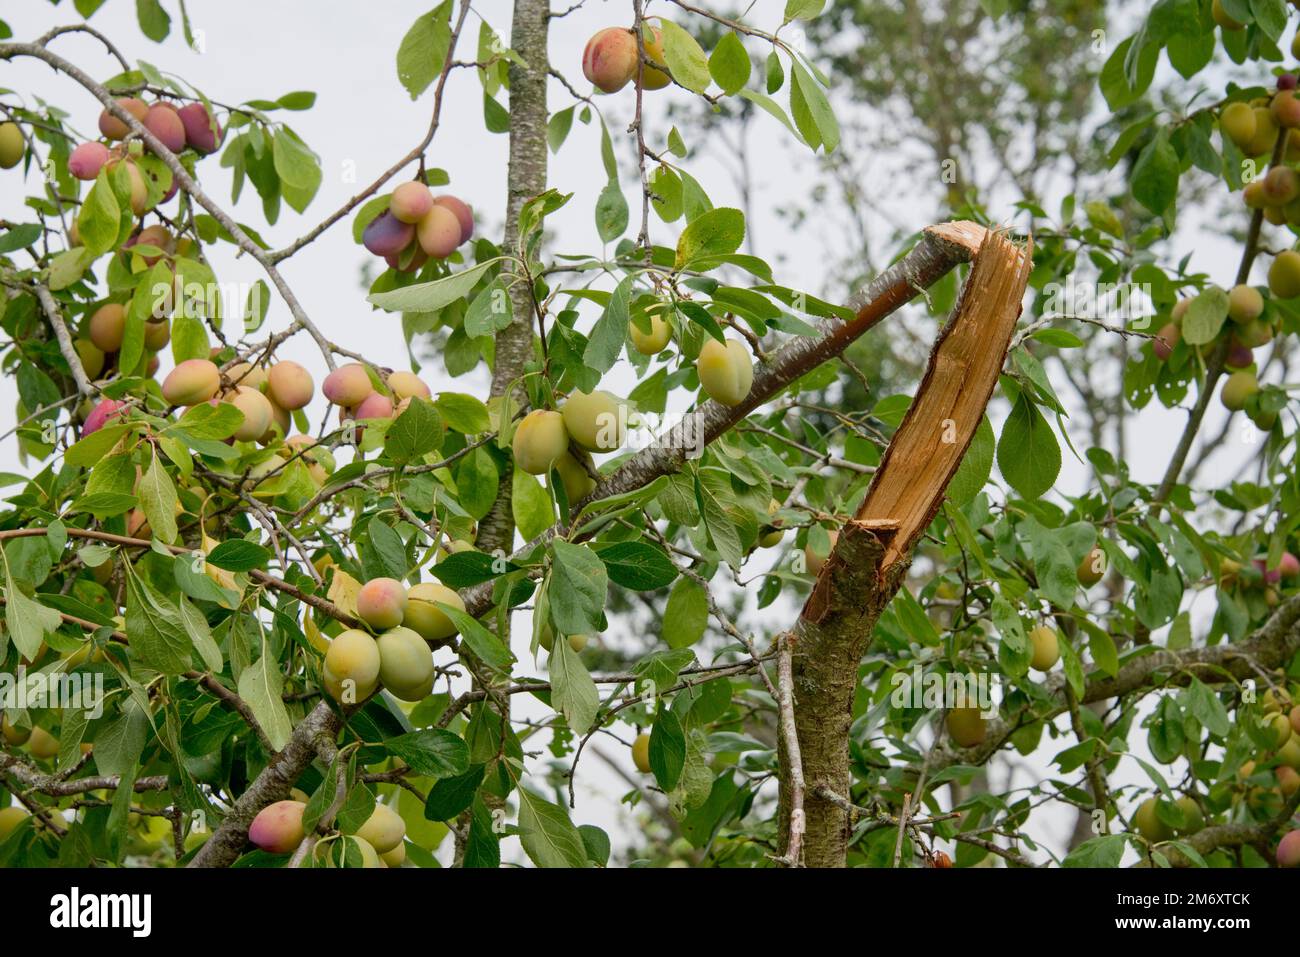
[1278,830,1300,867]
[266,360,314,410]
[1265,204,1288,225]
[416,205,461,259]
[1244,180,1268,209]
[561,389,625,452]
[1173,796,1205,835]
[554,450,597,502]
[248,799,305,854]
[88,302,127,353]
[357,577,408,630]
[0,806,29,841]
[324,628,382,696]
[632,733,652,773]
[582,27,638,93]
[513,409,570,475]
[1077,546,1107,586]
[75,339,106,380]
[697,338,753,407]
[376,626,435,701]
[404,582,464,642]
[1220,370,1260,412]
[98,97,148,140]
[1028,625,1060,672]
[26,725,59,759]
[1266,711,1294,749]
[227,386,274,442]
[432,195,474,245]
[322,363,373,407]
[162,358,221,406]
[0,122,25,169]
[1212,0,1244,29]
[1246,107,1279,156]
[631,314,672,355]
[355,802,406,853]
[1220,102,1257,150]
[387,371,430,400]
[1134,797,1172,843]
[390,181,434,224]
[1,716,30,747]
[639,26,672,90]
[1268,250,1300,298]
[539,623,589,653]
[946,707,987,748]
[142,317,170,350]
[1227,284,1264,324]
[804,529,838,576]
[1277,736,1300,770]
[1235,317,1274,348]
[380,843,406,868]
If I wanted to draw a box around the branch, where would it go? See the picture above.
[0,752,168,797]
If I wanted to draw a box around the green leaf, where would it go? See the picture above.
[237,642,293,750]
[658,20,711,93]
[549,634,599,734]
[1063,833,1130,868]
[385,397,442,464]
[947,415,994,506]
[649,705,686,790]
[397,3,452,99]
[1,544,63,661]
[708,33,751,95]
[512,469,554,542]
[516,787,589,868]
[662,576,708,649]
[1130,131,1179,216]
[789,59,838,152]
[271,129,321,213]
[595,541,677,591]
[996,396,1061,500]
[434,393,490,433]
[1181,287,1228,345]
[1185,678,1230,737]
[548,541,608,636]
[438,603,515,672]
[138,447,178,543]
[66,424,133,468]
[368,258,501,313]
[463,277,513,338]
[206,539,270,571]
[675,208,745,270]
[135,0,171,42]
[594,178,628,243]
[424,763,485,820]
[78,170,122,256]
[123,563,193,675]
[385,728,469,778]
[582,275,632,374]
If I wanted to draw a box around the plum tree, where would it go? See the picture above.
[248,800,306,854]
[1133,797,1172,843]
[945,707,987,748]
[266,360,315,410]
[697,338,753,406]
[1027,625,1060,672]
[376,626,435,701]
[582,27,638,93]
[404,582,464,641]
[355,803,406,854]
[631,733,652,773]
[512,409,569,474]
[561,390,625,452]
[323,629,382,699]
[357,577,408,630]
[162,359,221,406]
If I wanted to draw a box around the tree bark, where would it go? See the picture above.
[778,227,1033,867]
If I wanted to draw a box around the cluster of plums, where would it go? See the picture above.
[321,362,430,434]
[322,576,464,704]
[582,24,671,93]
[1152,291,1280,431]
[248,797,408,867]
[362,182,474,271]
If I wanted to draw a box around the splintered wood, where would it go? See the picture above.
[854,227,1032,572]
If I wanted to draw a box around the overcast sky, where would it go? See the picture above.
[0,1,1278,865]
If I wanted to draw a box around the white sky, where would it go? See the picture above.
[0,1,1280,866]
